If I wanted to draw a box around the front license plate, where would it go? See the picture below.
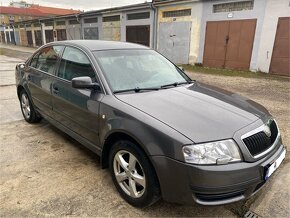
[265,148,286,180]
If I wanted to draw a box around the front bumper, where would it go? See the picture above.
[150,141,286,205]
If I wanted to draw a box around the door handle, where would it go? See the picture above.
[52,86,59,94]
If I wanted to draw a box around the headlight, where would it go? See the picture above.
[182,139,241,165]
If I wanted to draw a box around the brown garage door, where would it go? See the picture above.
[45,30,54,43]
[270,17,290,76]
[126,25,150,46]
[34,30,42,46]
[203,19,256,70]
[19,29,28,46]
[57,29,67,41]
[26,31,33,46]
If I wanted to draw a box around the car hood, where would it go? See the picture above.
[115,82,269,143]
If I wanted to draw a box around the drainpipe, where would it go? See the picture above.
[150,2,158,50]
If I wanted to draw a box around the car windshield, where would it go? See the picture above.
[93,49,190,93]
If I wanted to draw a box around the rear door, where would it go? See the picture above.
[51,46,103,145]
[27,45,64,117]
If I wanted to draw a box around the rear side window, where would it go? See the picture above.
[31,46,63,74]
[58,46,96,81]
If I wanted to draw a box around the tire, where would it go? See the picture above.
[109,140,160,207]
[19,89,41,123]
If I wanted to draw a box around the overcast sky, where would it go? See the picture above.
[1,0,152,11]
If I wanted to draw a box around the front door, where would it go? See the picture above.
[51,46,103,145]
[27,45,64,117]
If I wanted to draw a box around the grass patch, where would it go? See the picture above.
[182,64,289,81]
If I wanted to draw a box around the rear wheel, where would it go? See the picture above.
[19,89,41,123]
[109,140,160,207]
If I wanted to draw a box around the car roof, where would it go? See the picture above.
[50,40,150,51]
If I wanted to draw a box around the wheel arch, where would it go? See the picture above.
[101,130,148,169]
[101,130,161,195]
[17,85,25,100]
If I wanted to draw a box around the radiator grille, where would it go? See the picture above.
[243,120,278,156]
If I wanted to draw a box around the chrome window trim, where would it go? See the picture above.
[241,119,280,159]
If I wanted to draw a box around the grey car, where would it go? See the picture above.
[15,40,286,207]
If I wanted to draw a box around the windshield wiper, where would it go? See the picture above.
[161,80,194,89]
[113,87,160,94]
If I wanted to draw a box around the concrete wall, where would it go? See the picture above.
[256,0,290,73]
[156,1,203,64]
[198,0,267,71]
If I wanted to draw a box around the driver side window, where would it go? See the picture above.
[58,46,96,81]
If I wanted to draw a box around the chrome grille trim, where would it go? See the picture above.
[241,119,280,159]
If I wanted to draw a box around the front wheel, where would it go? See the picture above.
[109,140,160,207]
[19,89,41,123]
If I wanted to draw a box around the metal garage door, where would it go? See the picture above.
[1,31,5,43]
[14,31,20,45]
[270,17,290,76]
[67,26,81,40]
[26,31,33,46]
[10,31,15,44]
[84,27,98,40]
[158,22,191,64]
[203,19,256,70]
[34,30,42,46]
[6,32,10,43]
[102,26,120,41]
[56,29,67,41]
[126,25,150,46]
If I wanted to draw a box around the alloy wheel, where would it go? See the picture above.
[21,93,31,119]
[113,150,146,198]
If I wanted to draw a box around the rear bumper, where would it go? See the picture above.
[151,141,285,205]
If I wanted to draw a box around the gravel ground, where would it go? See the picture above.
[0,46,289,217]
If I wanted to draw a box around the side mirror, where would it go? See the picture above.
[72,76,100,90]
[17,63,25,70]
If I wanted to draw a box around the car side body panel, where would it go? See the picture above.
[99,95,193,159]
